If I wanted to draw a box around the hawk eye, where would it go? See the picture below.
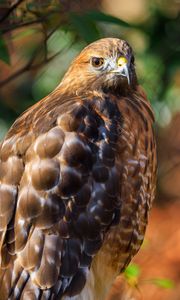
[91,57,104,68]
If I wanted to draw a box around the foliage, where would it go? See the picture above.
[149,278,175,289]
[0,0,179,133]
[124,263,175,290]
[124,263,140,286]
[0,33,10,64]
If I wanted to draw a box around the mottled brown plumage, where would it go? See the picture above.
[0,38,156,300]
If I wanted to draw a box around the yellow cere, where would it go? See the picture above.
[117,56,128,67]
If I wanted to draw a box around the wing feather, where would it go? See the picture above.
[0,92,124,299]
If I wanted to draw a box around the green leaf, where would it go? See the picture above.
[13,28,38,40]
[69,13,100,43]
[124,263,141,280]
[85,11,134,28]
[150,278,175,289]
[0,34,10,64]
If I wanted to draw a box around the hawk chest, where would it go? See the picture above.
[79,95,156,300]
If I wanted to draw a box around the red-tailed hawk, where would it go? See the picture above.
[0,38,156,300]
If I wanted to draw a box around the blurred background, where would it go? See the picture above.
[0,0,180,299]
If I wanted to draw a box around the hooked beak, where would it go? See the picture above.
[110,62,130,85]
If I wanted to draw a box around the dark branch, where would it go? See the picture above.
[1,9,59,34]
[0,49,71,88]
[1,19,43,34]
[0,26,75,88]
[0,0,25,23]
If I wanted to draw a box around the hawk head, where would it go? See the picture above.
[60,38,137,95]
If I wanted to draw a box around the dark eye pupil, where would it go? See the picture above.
[91,57,104,67]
